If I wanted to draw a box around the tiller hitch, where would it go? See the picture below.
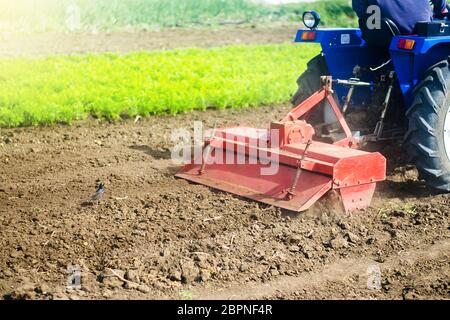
[176,77,386,213]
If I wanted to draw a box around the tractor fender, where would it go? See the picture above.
[390,36,450,108]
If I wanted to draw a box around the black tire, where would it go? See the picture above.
[291,54,338,125]
[292,54,329,107]
[405,58,450,191]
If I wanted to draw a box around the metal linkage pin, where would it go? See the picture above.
[286,140,313,201]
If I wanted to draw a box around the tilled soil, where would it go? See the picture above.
[0,104,449,300]
[0,23,299,57]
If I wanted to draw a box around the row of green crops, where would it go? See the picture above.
[0,44,320,127]
[0,0,356,33]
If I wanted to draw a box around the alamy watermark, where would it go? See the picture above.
[366,5,381,30]
[170,121,280,176]
[366,264,382,291]
[67,265,82,290]
[66,4,81,31]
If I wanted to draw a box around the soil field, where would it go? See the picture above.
[0,103,448,300]
[0,23,299,57]
[0,25,449,300]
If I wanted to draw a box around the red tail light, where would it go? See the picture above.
[301,31,316,41]
[398,39,416,50]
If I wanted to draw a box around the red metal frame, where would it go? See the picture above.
[176,76,387,213]
[283,76,355,148]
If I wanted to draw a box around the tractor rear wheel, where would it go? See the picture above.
[292,54,329,107]
[406,58,450,191]
[292,53,339,125]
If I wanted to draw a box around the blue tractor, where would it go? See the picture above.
[293,10,450,192]
[176,10,450,213]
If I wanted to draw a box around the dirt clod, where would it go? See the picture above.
[329,236,349,250]
[137,285,150,294]
[345,232,360,244]
[125,270,140,283]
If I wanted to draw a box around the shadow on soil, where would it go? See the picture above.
[129,145,171,159]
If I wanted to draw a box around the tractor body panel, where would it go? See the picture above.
[295,28,450,109]
[295,29,384,107]
[390,36,450,106]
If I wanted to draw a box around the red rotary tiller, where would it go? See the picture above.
[176,77,386,213]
